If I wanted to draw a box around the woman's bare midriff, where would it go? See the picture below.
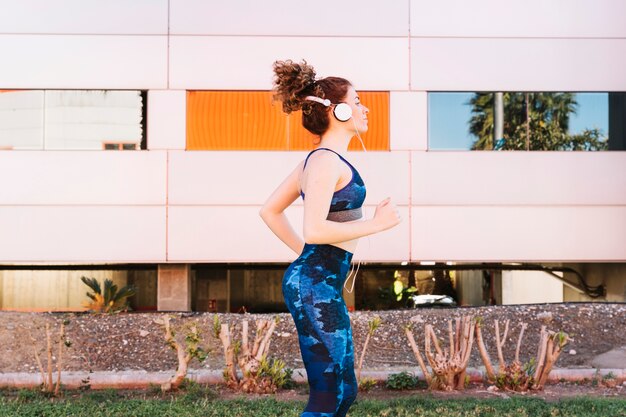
[327,217,363,254]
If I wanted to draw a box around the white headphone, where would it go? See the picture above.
[305,96,353,122]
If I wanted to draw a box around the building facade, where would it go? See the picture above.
[0,0,625,311]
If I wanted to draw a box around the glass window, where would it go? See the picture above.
[428,92,621,151]
[0,90,145,150]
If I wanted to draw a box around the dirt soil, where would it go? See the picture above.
[0,303,624,375]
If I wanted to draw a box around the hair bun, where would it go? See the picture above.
[272,59,321,114]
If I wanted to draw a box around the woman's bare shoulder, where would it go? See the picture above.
[303,149,341,171]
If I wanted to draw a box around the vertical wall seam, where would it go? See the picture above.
[408,151,413,262]
[167,0,170,89]
[408,0,414,260]
[166,150,169,262]
[407,0,412,91]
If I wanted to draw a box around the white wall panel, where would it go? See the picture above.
[168,206,302,262]
[168,205,409,262]
[0,151,166,204]
[170,0,409,36]
[0,207,166,262]
[411,206,626,262]
[410,38,626,91]
[502,271,564,305]
[170,36,409,90]
[390,92,427,150]
[0,35,168,89]
[0,0,168,34]
[147,91,187,150]
[353,206,410,262]
[410,0,626,38]
[411,152,626,205]
[168,151,306,205]
[347,152,410,205]
[168,151,410,205]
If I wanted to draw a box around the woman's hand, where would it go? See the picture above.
[373,197,401,231]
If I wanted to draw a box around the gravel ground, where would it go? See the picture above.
[0,303,624,374]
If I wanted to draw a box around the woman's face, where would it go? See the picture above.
[343,86,369,133]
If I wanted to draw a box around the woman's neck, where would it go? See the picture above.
[318,128,353,153]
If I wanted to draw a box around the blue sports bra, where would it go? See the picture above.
[300,148,366,221]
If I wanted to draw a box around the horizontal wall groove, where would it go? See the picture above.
[410,35,626,40]
[409,204,626,208]
[0,204,166,207]
[0,260,166,265]
[169,34,409,39]
[3,203,622,208]
[0,33,168,37]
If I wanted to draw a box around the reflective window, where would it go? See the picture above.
[428,92,622,151]
[0,90,144,150]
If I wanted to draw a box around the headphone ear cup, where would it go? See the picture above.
[333,103,352,122]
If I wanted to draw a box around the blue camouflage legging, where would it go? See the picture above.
[283,243,357,417]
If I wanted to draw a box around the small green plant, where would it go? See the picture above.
[601,371,618,388]
[603,372,616,381]
[212,314,221,338]
[84,388,120,403]
[147,383,162,396]
[257,357,295,390]
[282,367,296,390]
[16,388,42,403]
[386,372,420,390]
[358,377,377,391]
[178,378,216,402]
[81,276,136,313]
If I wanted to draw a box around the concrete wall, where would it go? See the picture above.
[0,270,129,311]
[0,0,624,265]
[563,263,626,302]
[501,270,564,305]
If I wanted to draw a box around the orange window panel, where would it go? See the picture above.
[187,91,287,150]
[187,91,389,151]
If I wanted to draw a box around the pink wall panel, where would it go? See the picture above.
[0,0,168,35]
[167,206,302,262]
[170,0,408,36]
[410,0,626,38]
[0,207,166,263]
[169,36,409,90]
[412,152,626,205]
[353,206,410,262]
[168,151,410,206]
[0,35,168,89]
[390,92,427,150]
[168,151,306,205]
[0,151,166,205]
[411,206,626,262]
[410,38,626,91]
[168,205,410,263]
[349,152,410,206]
[147,91,186,150]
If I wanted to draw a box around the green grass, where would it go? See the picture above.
[0,391,624,417]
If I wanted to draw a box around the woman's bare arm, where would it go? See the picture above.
[259,162,306,255]
[302,152,400,245]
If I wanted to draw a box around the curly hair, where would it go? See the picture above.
[272,59,352,136]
